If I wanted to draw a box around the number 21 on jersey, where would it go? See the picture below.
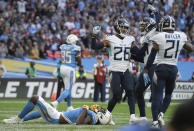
[113,47,130,61]
[164,40,179,58]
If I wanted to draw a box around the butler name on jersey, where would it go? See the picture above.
[105,34,135,72]
[150,31,187,65]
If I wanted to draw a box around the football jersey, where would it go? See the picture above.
[106,35,135,72]
[140,28,158,64]
[62,108,97,125]
[150,31,187,65]
[60,44,81,68]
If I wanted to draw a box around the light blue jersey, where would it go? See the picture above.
[62,108,96,125]
[60,44,81,68]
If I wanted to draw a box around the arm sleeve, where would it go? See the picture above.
[91,37,104,50]
[130,54,144,63]
[144,34,160,69]
[131,43,148,62]
[144,47,158,70]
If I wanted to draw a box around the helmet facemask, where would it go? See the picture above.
[160,16,175,32]
[118,25,129,37]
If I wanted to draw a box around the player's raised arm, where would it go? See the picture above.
[91,26,110,50]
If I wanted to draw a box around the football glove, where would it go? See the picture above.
[93,26,101,35]
[148,4,158,15]
[143,73,151,86]
[82,105,89,110]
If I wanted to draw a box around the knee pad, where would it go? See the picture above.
[30,96,38,104]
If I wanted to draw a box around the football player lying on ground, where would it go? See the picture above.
[3,96,114,125]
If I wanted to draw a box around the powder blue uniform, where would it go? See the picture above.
[62,108,96,125]
[56,44,81,106]
[60,44,81,68]
[18,97,96,125]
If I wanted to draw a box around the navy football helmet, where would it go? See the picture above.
[139,17,156,35]
[160,15,175,32]
[114,18,130,37]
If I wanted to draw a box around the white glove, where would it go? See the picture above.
[93,26,101,35]
[148,4,157,14]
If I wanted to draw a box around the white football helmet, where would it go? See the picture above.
[97,110,112,125]
[66,34,79,45]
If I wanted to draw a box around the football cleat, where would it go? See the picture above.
[158,112,165,127]
[129,114,139,124]
[146,102,152,107]
[66,106,74,111]
[109,119,115,125]
[51,101,58,109]
[152,121,160,128]
[139,117,148,122]
[3,116,23,124]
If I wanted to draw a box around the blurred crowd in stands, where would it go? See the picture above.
[0,0,193,61]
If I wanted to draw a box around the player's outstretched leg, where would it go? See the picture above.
[66,92,74,111]
[51,89,70,109]
[3,96,38,124]
[51,70,74,109]
[107,93,122,112]
[23,111,41,121]
[107,72,122,112]
[151,78,164,128]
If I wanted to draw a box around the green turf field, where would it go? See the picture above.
[0,99,180,131]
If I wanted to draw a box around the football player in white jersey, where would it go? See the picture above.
[51,34,82,111]
[132,17,158,121]
[92,18,138,123]
[130,4,162,121]
[143,16,194,127]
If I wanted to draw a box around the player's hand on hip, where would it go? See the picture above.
[93,26,101,35]
[143,73,150,86]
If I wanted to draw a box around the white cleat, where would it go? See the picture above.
[129,114,139,124]
[146,102,152,107]
[51,101,58,109]
[152,121,160,128]
[139,117,148,122]
[3,116,23,124]
[158,112,165,127]
[109,119,115,125]
[66,106,74,111]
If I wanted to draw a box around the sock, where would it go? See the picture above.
[66,95,72,106]
[23,111,41,121]
[57,89,70,103]
[18,101,35,118]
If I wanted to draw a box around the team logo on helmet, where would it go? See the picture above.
[160,15,175,32]
[66,34,79,45]
[139,17,156,35]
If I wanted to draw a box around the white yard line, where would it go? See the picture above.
[0,101,182,105]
